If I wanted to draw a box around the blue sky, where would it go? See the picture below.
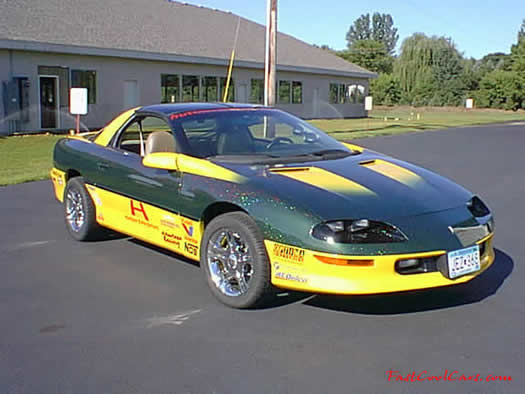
[182,0,523,59]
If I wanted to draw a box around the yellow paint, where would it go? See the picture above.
[265,235,495,294]
[270,166,374,195]
[85,185,202,261]
[223,49,235,102]
[66,133,94,142]
[342,142,364,153]
[50,168,66,202]
[142,152,178,170]
[94,107,140,146]
[177,153,247,183]
[361,159,423,187]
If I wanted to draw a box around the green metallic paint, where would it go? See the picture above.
[54,135,481,257]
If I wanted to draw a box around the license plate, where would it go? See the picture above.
[447,245,480,279]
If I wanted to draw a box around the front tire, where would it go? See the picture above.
[201,212,273,309]
[64,176,104,241]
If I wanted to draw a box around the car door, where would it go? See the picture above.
[89,115,189,250]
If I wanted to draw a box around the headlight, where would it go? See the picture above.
[311,219,408,244]
[467,196,490,217]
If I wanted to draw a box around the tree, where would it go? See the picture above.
[338,40,393,74]
[346,14,371,43]
[518,18,525,41]
[477,52,511,75]
[346,13,399,55]
[313,44,334,52]
[370,74,401,105]
[476,70,523,110]
[371,13,399,55]
[394,33,466,106]
[510,32,525,74]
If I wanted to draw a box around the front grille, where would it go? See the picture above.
[453,224,490,247]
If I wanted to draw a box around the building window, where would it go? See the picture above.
[71,70,96,104]
[278,81,291,104]
[161,74,180,103]
[348,84,366,104]
[292,81,302,104]
[329,83,360,104]
[339,84,346,104]
[329,83,339,104]
[182,75,199,102]
[219,77,235,102]
[202,76,218,102]
[277,80,302,104]
[250,79,264,104]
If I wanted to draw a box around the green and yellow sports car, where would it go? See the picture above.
[51,103,495,308]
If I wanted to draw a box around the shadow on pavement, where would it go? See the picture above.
[302,248,513,315]
[128,238,200,268]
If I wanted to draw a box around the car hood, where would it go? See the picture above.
[221,150,473,221]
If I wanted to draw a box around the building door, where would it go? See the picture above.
[238,84,248,103]
[312,88,320,118]
[39,76,59,129]
[124,80,139,109]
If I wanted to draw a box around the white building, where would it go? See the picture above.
[0,0,375,135]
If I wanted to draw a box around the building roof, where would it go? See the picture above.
[0,0,375,78]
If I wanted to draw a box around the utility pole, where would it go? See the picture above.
[264,0,277,107]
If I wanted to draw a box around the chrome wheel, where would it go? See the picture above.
[207,229,254,297]
[65,189,85,232]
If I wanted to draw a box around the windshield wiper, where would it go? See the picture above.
[310,148,358,157]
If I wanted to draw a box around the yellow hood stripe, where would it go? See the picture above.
[270,167,374,195]
[361,159,423,187]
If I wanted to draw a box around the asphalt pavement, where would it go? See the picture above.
[1,123,524,394]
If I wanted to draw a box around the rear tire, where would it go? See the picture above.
[63,177,105,241]
[201,212,273,309]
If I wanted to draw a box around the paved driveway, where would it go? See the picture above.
[1,124,523,394]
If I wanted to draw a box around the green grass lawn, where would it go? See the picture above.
[0,134,63,186]
[1,106,524,186]
[310,106,525,140]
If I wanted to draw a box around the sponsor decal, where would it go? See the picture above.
[86,186,102,206]
[130,200,149,221]
[272,244,305,264]
[181,218,198,243]
[51,169,64,185]
[125,199,159,229]
[162,231,182,247]
[160,214,179,229]
[275,271,308,283]
[181,219,194,237]
[184,242,198,257]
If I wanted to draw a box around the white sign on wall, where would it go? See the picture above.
[465,98,474,109]
[365,96,373,111]
[70,88,88,115]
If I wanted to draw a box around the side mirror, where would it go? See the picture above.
[142,152,178,170]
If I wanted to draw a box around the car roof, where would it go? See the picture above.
[137,103,265,116]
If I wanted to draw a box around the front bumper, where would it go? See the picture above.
[265,234,494,295]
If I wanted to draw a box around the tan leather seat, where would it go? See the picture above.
[145,131,176,155]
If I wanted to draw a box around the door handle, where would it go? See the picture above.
[97,162,110,171]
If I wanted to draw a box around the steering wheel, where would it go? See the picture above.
[266,137,294,150]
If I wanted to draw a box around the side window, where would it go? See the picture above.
[117,116,173,156]
[118,120,142,155]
